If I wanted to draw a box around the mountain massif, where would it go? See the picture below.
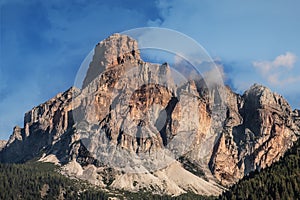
[0,34,299,196]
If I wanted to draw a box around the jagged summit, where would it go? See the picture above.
[244,83,274,98]
[82,33,141,88]
[243,83,292,111]
[0,33,299,196]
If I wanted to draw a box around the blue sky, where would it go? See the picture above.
[0,0,299,139]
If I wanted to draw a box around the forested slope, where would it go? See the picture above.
[0,162,109,199]
[220,138,300,200]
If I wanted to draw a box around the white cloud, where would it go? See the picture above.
[253,52,299,86]
[273,52,297,69]
[253,52,297,75]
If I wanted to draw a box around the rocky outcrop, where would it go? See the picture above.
[0,140,6,151]
[82,34,140,88]
[209,84,300,185]
[0,87,80,163]
[0,33,299,196]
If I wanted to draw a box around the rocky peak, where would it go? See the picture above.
[209,83,299,185]
[1,87,80,163]
[243,83,291,111]
[82,33,141,88]
[0,33,299,195]
[6,126,23,146]
[23,86,80,137]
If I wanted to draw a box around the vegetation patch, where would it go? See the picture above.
[0,161,110,199]
[220,138,300,200]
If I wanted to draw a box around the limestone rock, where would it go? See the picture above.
[0,34,299,196]
[209,84,299,185]
[82,33,140,88]
[0,140,6,151]
[0,87,80,163]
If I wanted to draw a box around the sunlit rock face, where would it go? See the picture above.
[1,34,299,196]
[0,140,6,151]
[209,84,300,185]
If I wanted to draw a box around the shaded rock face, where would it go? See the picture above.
[0,34,299,195]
